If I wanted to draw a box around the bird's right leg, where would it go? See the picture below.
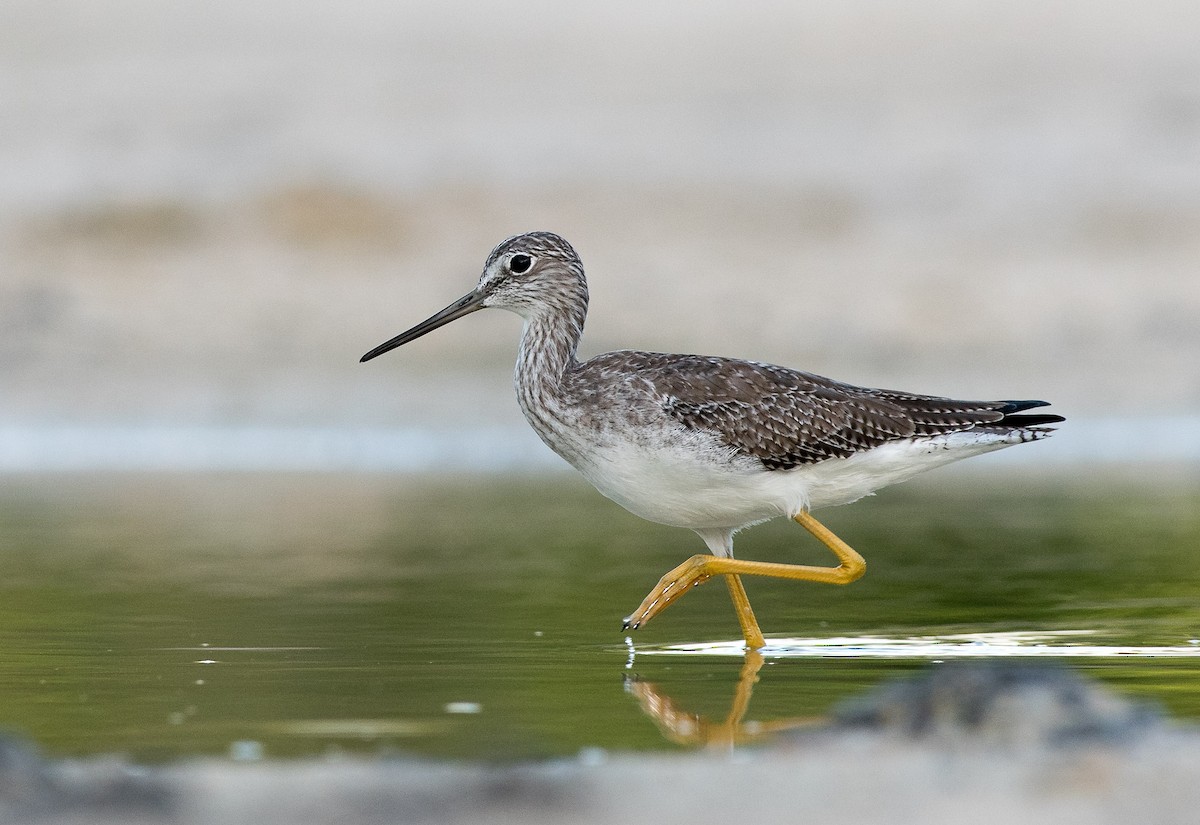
[722,573,766,650]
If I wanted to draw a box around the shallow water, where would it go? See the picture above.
[0,471,1198,762]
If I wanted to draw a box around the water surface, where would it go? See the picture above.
[0,471,1197,761]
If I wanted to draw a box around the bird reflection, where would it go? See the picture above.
[624,651,819,749]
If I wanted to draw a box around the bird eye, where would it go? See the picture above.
[509,254,533,274]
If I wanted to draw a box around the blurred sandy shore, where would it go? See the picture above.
[2,1,1198,441]
[5,663,1199,825]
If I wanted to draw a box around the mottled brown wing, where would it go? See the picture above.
[600,352,1013,469]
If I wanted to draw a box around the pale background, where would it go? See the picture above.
[2,1,1198,468]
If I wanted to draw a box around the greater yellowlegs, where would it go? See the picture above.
[361,232,1063,649]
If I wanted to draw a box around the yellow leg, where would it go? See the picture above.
[624,510,866,648]
[723,574,766,650]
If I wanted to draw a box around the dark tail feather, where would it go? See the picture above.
[997,400,1064,426]
[1002,413,1065,426]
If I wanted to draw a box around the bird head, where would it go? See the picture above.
[360,231,587,363]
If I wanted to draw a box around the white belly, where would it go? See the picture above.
[567,427,1023,532]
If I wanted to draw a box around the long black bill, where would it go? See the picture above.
[360,289,486,362]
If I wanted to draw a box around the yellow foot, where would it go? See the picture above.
[622,554,716,630]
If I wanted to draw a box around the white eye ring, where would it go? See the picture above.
[508,253,535,274]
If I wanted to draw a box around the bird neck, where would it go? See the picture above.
[514,290,587,404]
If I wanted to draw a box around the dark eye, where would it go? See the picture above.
[509,254,532,274]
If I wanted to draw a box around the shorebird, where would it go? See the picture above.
[361,232,1063,649]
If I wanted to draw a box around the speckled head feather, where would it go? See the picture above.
[476,232,588,323]
[484,231,582,269]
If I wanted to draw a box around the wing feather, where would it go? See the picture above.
[577,351,1049,470]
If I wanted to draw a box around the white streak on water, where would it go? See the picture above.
[645,630,1200,659]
